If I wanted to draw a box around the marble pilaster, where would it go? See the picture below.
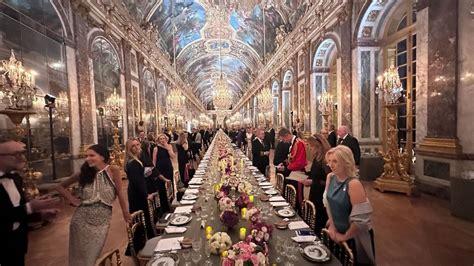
[339,18,352,129]
[73,13,94,147]
[415,8,429,145]
[123,42,134,138]
[65,45,81,162]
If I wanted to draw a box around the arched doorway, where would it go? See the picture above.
[271,80,280,128]
[282,70,293,128]
[311,38,339,133]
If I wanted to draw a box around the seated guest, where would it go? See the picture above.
[252,128,270,175]
[303,134,331,236]
[1,134,60,266]
[324,145,375,265]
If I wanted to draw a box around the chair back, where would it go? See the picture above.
[302,199,316,229]
[95,248,121,266]
[321,229,354,266]
[276,173,285,193]
[147,192,161,236]
[284,184,297,209]
[126,211,148,262]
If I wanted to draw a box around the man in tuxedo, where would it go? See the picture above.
[327,124,337,147]
[252,128,270,175]
[0,135,60,266]
[337,125,361,165]
[275,127,307,177]
[268,126,276,149]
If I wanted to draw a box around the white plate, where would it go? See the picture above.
[265,189,278,195]
[276,208,296,218]
[302,245,329,262]
[151,256,176,266]
[182,194,198,200]
[170,215,191,226]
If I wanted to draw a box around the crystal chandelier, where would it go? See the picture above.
[257,87,272,112]
[375,66,404,104]
[213,77,232,110]
[167,88,185,115]
[318,91,334,114]
[0,50,37,110]
[104,88,124,118]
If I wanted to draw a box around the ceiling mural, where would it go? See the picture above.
[123,0,309,108]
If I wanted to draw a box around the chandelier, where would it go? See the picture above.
[104,88,124,118]
[0,50,37,110]
[257,87,272,112]
[167,88,185,115]
[318,91,334,114]
[375,66,404,104]
[213,77,232,110]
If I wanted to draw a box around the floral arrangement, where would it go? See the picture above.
[220,210,240,229]
[237,181,252,194]
[223,241,267,266]
[209,232,233,254]
[247,222,273,251]
[219,197,235,211]
[220,184,231,196]
[244,207,262,223]
[227,176,240,188]
[235,192,250,210]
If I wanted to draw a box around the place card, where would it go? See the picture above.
[154,237,184,252]
[270,201,289,207]
[269,196,286,202]
[165,226,187,234]
[291,235,317,243]
[173,206,193,214]
[184,189,199,194]
[180,200,196,205]
[288,221,310,230]
[259,181,272,186]
[261,185,273,190]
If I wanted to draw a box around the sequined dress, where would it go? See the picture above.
[69,166,116,266]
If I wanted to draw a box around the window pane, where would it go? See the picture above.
[397,40,407,52]
[397,52,407,66]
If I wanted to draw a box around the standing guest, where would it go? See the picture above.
[327,125,337,148]
[303,135,331,236]
[273,135,290,167]
[0,135,60,266]
[337,126,361,166]
[176,132,190,186]
[324,145,375,265]
[152,133,176,213]
[268,126,276,149]
[56,144,131,266]
[124,138,154,238]
[252,128,270,175]
[246,127,254,158]
[164,128,172,144]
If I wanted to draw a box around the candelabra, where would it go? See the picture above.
[104,88,124,169]
[318,91,334,130]
[257,87,273,113]
[373,66,415,196]
[0,50,41,199]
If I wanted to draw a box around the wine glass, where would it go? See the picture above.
[182,248,191,266]
[204,241,212,265]
[191,250,202,265]
[192,237,202,252]
[275,237,284,263]
[195,208,201,221]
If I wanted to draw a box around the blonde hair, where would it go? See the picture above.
[124,138,142,170]
[156,133,169,142]
[177,132,187,145]
[325,145,358,177]
[306,134,331,162]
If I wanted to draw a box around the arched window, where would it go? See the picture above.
[91,37,121,148]
[282,70,293,128]
[272,80,279,127]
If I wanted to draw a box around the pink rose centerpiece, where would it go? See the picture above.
[223,241,267,266]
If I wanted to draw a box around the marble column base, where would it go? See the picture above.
[417,137,463,159]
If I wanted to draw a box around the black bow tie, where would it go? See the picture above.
[0,172,15,179]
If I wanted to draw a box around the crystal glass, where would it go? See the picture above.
[191,250,202,265]
[204,241,212,265]
[192,237,202,252]
[182,248,191,266]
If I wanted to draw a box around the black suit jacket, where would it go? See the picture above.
[340,134,361,165]
[252,138,269,174]
[0,174,30,261]
[328,131,337,147]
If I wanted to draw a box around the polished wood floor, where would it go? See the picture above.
[26,154,474,266]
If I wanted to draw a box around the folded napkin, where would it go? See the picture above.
[154,237,184,252]
[188,180,203,185]
[185,189,199,194]
[292,236,317,243]
[173,206,193,214]
[270,201,289,207]
[165,226,187,234]
[259,182,272,186]
[288,221,310,230]
[269,196,286,202]
[189,185,201,189]
[180,200,196,205]
[261,186,273,190]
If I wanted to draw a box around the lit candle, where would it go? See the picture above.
[241,207,247,219]
[240,158,244,169]
[221,250,228,257]
[206,226,213,235]
[239,227,247,240]
[249,195,254,203]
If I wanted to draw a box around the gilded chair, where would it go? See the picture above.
[301,199,316,229]
[127,211,161,266]
[95,248,121,266]
[276,173,285,194]
[147,192,161,236]
[284,184,297,209]
[321,228,354,266]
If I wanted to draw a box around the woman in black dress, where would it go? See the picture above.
[152,133,176,213]
[124,138,154,237]
[303,134,331,236]
[176,132,189,186]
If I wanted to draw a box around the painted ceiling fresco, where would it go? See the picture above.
[122,0,309,108]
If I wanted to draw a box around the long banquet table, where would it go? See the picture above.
[149,133,341,266]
